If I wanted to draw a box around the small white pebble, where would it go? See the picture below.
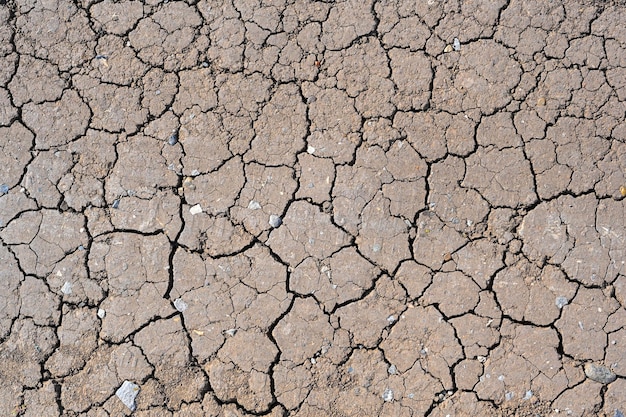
[61,282,73,295]
[383,388,394,402]
[307,145,316,154]
[173,298,188,312]
[189,204,203,215]
[97,308,106,319]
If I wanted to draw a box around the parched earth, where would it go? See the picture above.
[1,0,626,416]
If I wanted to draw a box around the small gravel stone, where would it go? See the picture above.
[189,204,203,215]
[382,388,394,402]
[269,214,282,228]
[173,298,188,312]
[388,364,397,374]
[453,38,461,51]
[61,282,72,295]
[168,132,178,146]
[555,296,569,309]
[112,199,120,209]
[248,200,261,210]
[615,410,625,417]
[584,363,617,384]
[0,184,9,194]
[97,308,106,319]
[116,380,140,411]
[307,145,316,154]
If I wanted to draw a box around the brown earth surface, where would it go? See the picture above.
[1,0,626,416]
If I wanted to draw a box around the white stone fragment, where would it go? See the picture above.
[189,204,203,215]
[61,281,73,295]
[116,380,140,411]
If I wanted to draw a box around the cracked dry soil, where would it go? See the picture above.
[1,0,626,416]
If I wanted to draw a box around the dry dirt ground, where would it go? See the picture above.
[1,0,626,416]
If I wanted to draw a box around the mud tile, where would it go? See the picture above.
[8,55,65,106]
[246,83,308,166]
[273,361,313,410]
[140,68,178,117]
[267,200,349,266]
[92,34,148,86]
[23,150,73,207]
[45,307,99,377]
[273,297,334,365]
[429,156,490,232]
[422,271,480,317]
[22,90,90,150]
[110,190,181,240]
[0,87,16,126]
[476,112,522,150]
[432,40,521,115]
[230,163,297,236]
[296,153,335,204]
[603,379,626,417]
[356,192,411,272]
[49,250,105,305]
[320,0,375,50]
[518,199,571,264]
[413,211,467,271]
[217,329,277,373]
[0,318,57,388]
[556,288,619,361]
[394,111,448,162]
[0,246,21,339]
[61,343,151,413]
[90,0,144,35]
[464,146,537,208]
[106,134,179,202]
[335,275,405,348]
[290,247,379,312]
[185,157,244,216]
[22,381,59,417]
[14,0,95,71]
[135,318,208,409]
[597,141,626,200]
[597,199,626,279]
[178,111,230,175]
[395,260,432,300]
[389,48,432,111]
[494,262,577,325]
[380,12,430,50]
[552,380,603,417]
[19,276,60,326]
[207,360,273,413]
[90,233,174,342]
[305,87,361,164]
[454,359,484,391]
[454,239,505,289]
[0,122,33,189]
[179,210,252,256]
[380,305,462,389]
[76,77,147,134]
[332,145,390,235]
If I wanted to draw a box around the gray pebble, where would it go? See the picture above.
[112,199,120,209]
[555,296,569,309]
[615,410,625,417]
[168,132,178,146]
[0,184,8,194]
[388,364,397,375]
[116,380,140,411]
[61,282,73,295]
[382,388,394,402]
[269,214,282,228]
[584,363,617,384]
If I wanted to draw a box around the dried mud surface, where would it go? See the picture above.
[1,0,626,416]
